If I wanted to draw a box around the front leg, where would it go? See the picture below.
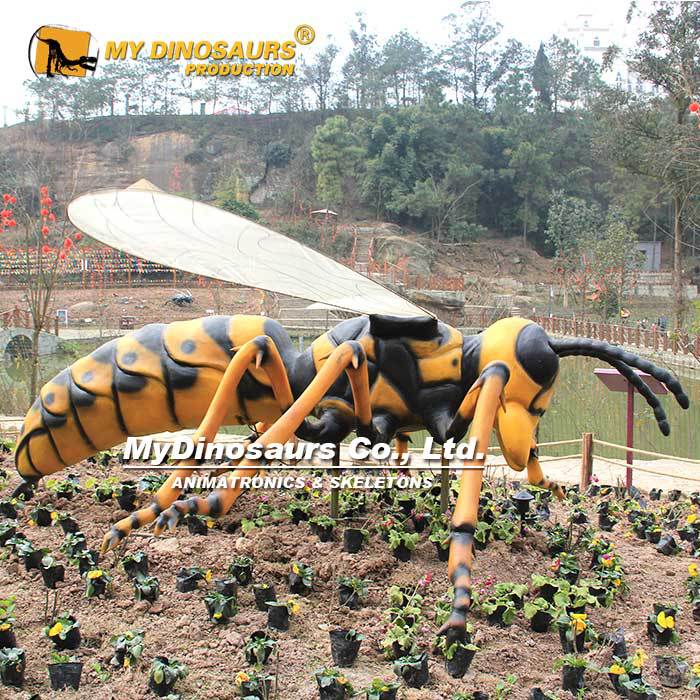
[440,362,509,642]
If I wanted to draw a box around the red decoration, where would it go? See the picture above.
[41,244,50,254]
[58,250,66,260]
[690,102,699,113]
[63,238,73,249]
[41,226,49,235]
[74,232,82,241]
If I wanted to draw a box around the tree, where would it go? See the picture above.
[532,43,553,110]
[623,0,700,329]
[302,42,339,110]
[443,2,506,108]
[508,140,551,244]
[310,116,362,208]
[342,13,381,109]
[381,31,431,107]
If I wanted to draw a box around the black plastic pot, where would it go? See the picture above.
[204,596,234,624]
[668,489,681,502]
[266,603,289,631]
[290,507,309,525]
[0,653,25,688]
[148,657,177,697]
[338,584,362,610]
[116,482,138,511]
[134,578,160,603]
[395,653,429,688]
[175,570,202,593]
[317,676,349,700]
[647,620,673,645]
[392,544,412,562]
[558,627,585,653]
[59,517,79,534]
[253,584,277,612]
[0,524,16,546]
[289,573,311,595]
[23,549,45,571]
[572,511,588,525]
[656,655,689,687]
[561,665,585,692]
[529,611,553,633]
[214,578,238,597]
[365,686,397,700]
[0,501,18,519]
[0,628,17,648]
[434,542,450,562]
[48,662,83,690]
[244,630,274,666]
[396,496,415,517]
[34,507,52,527]
[186,515,208,536]
[123,554,149,580]
[51,623,81,651]
[656,535,679,556]
[41,563,65,589]
[486,605,511,627]
[231,561,253,586]
[646,529,662,544]
[562,569,580,585]
[599,513,617,531]
[587,484,600,496]
[445,646,476,678]
[86,576,108,598]
[329,628,361,667]
[311,522,334,542]
[76,550,99,576]
[343,528,365,553]
[538,583,558,604]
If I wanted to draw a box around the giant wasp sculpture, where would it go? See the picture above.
[13,187,690,642]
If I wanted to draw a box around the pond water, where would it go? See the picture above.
[1,342,697,460]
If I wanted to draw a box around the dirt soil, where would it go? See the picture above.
[1,457,699,700]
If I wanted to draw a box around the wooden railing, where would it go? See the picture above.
[533,315,700,358]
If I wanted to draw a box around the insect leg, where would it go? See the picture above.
[440,362,509,644]
[153,341,370,531]
[100,334,294,553]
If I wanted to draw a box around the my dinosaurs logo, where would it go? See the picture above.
[28,25,98,78]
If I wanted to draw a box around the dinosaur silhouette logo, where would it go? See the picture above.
[28,25,98,78]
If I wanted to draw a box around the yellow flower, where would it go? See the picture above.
[689,563,699,578]
[657,611,675,629]
[292,564,300,575]
[50,511,58,521]
[290,602,300,616]
[48,622,63,636]
[206,519,215,529]
[609,663,626,675]
[632,649,648,668]
[571,613,587,633]
[0,623,10,631]
[338,676,348,685]
[235,671,250,685]
[693,662,700,676]
[213,612,222,619]
[688,514,698,525]
[205,570,212,583]
[613,578,622,588]
[123,657,130,668]
[87,569,103,580]
[28,519,36,527]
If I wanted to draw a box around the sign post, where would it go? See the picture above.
[593,368,668,491]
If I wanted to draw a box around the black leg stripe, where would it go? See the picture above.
[453,523,476,535]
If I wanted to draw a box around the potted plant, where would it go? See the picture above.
[0,498,19,520]
[329,628,363,667]
[546,523,568,555]
[365,678,400,700]
[234,670,274,698]
[556,611,593,653]
[253,583,276,611]
[392,653,429,688]
[0,597,17,648]
[337,576,369,610]
[688,663,700,697]
[16,540,48,571]
[40,554,65,589]
[44,613,81,650]
[342,527,368,553]
[204,590,238,624]
[474,521,491,550]
[0,521,16,546]
[428,524,451,561]
[491,518,517,544]
[29,503,54,527]
[315,667,354,700]
[554,654,587,693]
[286,498,311,524]
[122,550,149,580]
[656,534,680,556]
[0,647,25,688]
[55,512,79,534]
[647,604,679,645]
[60,531,87,558]
[84,568,112,598]
[244,630,277,668]
[310,515,336,542]
[46,476,81,500]
[115,480,138,511]
[134,575,160,603]
[481,594,517,627]
[214,577,238,597]
[176,566,207,592]
[380,619,417,660]
[436,636,478,678]
[48,651,83,690]
[621,678,660,700]
[387,528,420,562]
[523,597,555,633]
[551,552,580,584]
[74,548,99,576]
[185,513,209,536]
[86,476,119,503]
[149,656,188,697]
[530,574,569,604]
[655,655,690,688]
[266,599,299,631]
[230,555,254,586]
[109,629,144,668]
[289,561,313,595]
[646,524,662,544]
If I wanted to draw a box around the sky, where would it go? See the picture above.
[1,0,653,125]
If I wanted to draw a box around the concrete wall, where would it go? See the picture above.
[0,328,59,357]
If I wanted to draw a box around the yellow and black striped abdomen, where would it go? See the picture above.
[15,315,285,480]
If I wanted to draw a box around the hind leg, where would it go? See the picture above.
[526,455,565,500]
[101,335,294,553]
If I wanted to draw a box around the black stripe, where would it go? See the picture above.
[68,375,96,452]
[159,349,181,427]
